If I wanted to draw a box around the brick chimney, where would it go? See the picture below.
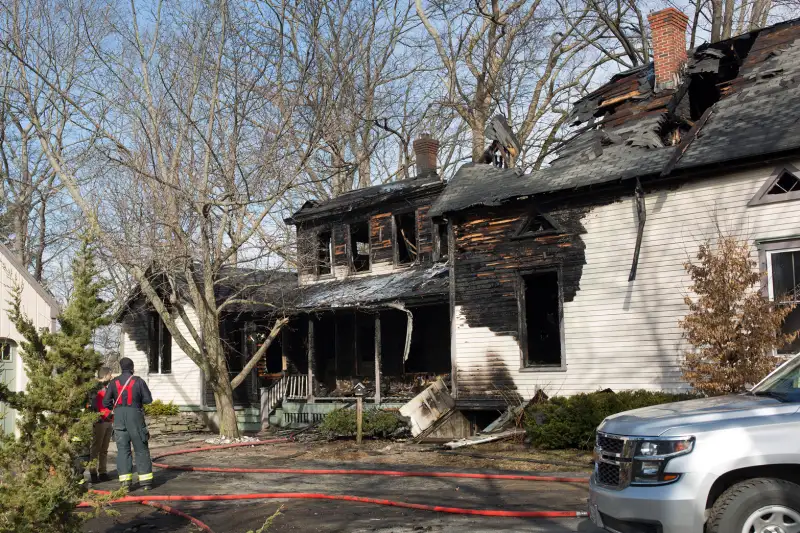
[648,8,689,92]
[413,134,439,178]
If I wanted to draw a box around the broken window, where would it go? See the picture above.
[148,312,172,374]
[516,212,560,237]
[394,212,418,264]
[349,221,370,272]
[435,222,449,262]
[768,248,800,355]
[521,271,563,367]
[317,230,332,276]
[749,167,800,206]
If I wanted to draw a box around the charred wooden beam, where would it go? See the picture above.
[374,314,381,404]
[661,107,714,177]
[307,316,315,404]
[629,178,647,282]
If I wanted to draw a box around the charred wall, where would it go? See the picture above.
[452,200,590,397]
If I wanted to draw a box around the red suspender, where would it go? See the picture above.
[115,377,136,406]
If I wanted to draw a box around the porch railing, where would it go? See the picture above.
[261,374,308,418]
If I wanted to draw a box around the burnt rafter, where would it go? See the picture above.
[515,210,563,238]
[480,115,522,168]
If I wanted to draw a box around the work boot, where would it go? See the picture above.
[120,481,130,490]
[99,473,111,482]
[141,484,152,492]
[90,473,100,484]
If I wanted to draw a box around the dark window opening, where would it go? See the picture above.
[148,312,172,374]
[317,230,332,276]
[405,304,451,374]
[395,212,418,264]
[770,250,800,354]
[435,223,449,262]
[349,221,370,272]
[522,272,562,367]
[0,340,13,361]
[767,171,800,195]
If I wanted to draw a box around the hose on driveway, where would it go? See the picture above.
[83,437,590,532]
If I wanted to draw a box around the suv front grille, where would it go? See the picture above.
[597,434,624,454]
[596,462,621,486]
[594,431,633,489]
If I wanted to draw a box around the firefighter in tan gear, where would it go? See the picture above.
[102,357,154,490]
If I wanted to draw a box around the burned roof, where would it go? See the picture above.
[430,17,800,218]
[116,267,298,321]
[287,176,444,225]
[295,264,449,309]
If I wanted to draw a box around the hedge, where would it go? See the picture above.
[143,399,180,418]
[319,408,408,439]
[524,390,697,450]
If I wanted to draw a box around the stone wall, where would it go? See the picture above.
[146,411,207,437]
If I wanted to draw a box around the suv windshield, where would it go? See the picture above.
[751,355,800,402]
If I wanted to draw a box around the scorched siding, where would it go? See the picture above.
[120,303,205,407]
[453,159,800,398]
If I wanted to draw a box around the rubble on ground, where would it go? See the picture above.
[203,434,262,445]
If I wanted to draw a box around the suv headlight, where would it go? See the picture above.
[632,437,694,485]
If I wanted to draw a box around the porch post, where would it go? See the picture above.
[307,316,315,404]
[374,313,381,404]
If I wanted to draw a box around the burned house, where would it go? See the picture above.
[428,9,800,404]
[280,135,452,413]
[116,268,295,432]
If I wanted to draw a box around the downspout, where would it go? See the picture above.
[629,178,647,282]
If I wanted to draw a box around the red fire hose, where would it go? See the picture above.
[87,438,591,532]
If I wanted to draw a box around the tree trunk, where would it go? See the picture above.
[471,116,487,163]
[213,381,239,439]
[711,0,723,42]
[722,0,735,39]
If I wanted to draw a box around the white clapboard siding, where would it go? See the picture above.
[120,304,204,407]
[0,243,59,397]
[454,160,800,398]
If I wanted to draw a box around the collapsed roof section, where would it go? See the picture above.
[295,264,449,309]
[430,17,800,218]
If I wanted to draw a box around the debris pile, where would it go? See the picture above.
[203,435,262,446]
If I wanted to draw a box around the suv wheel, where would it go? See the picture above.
[707,478,800,533]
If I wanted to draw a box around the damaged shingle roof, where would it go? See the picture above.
[296,264,449,309]
[287,176,444,224]
[431,17,800,218]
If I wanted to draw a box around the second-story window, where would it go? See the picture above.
[317,230,332,276]
[349,221,370,272]
[394,212,418,265]
[434,222,449,263]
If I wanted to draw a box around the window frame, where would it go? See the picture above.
[148,312,173,375]
[433,220,450,263]
[347,220,372,274]
[759,238,800,356]
[393,210,419,266]
[0,339,15,362]
[516,268,567,372]
[315,228,334,279]
[748,165,800,207]
[512,211,563,240]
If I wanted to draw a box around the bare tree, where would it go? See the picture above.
[1,0,319,437]
[415,0,616,168]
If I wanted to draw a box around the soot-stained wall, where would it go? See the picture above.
[452,201,589,398]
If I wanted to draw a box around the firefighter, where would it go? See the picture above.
[89,367,114,484]
[102,357,154,490]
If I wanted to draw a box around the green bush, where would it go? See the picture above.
[319,408,406,439]
[144,400,180,418]
[524,390,698,450]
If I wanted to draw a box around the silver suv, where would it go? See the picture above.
[588,355,800,533]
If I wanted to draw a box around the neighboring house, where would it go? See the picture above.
[427,9,800,406]
[0,242,60,435]
[115,268,295,431]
